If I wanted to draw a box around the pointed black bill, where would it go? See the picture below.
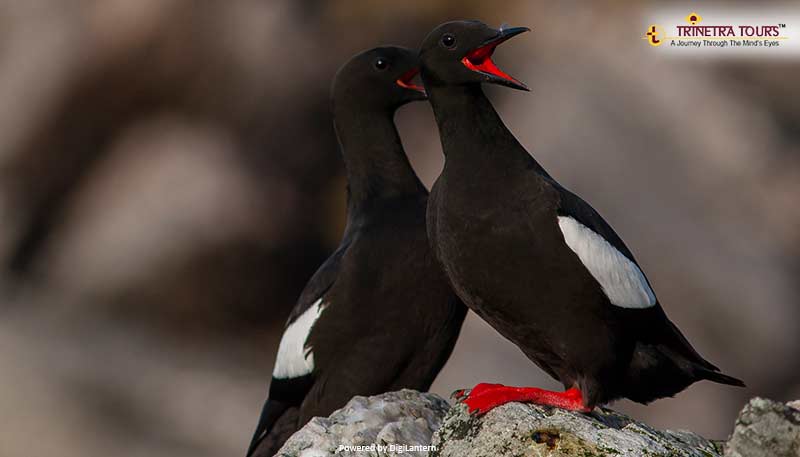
[462,26,530,91]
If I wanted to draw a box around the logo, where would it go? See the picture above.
[643,25,662,46]
[643,11,788,51]
[685,12,702,25]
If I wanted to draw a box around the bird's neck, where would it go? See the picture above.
[333,104,426,213]
[426,84,548,175]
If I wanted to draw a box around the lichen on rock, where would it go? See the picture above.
[431,395,721,457]
[275,389,450,457]
[275,389,800,457]
[724,397,800,457]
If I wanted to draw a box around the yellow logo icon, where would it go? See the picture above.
[685,12,702,25]
[643,25,662,46]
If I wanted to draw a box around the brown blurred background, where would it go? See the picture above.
[1,2,798,456]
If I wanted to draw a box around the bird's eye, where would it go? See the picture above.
[374,58,389,70]
[441,33,456,49]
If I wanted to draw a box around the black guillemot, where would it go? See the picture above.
[418,20,744,414]
[246,46,467,456]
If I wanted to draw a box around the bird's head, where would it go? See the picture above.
[331,46,427,112]
[419,20,529,91]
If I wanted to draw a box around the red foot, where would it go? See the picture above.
[453,383,503,401]
[460,384,591,415]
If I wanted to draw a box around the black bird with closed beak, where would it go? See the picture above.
[246,46,466,456]
[419,20,744,414]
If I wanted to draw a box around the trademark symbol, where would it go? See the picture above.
[779,23,786,28]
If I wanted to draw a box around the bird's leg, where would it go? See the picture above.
[459,384,591,414]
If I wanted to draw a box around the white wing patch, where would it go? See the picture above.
[557,216,656,308]
[273,298,326,379]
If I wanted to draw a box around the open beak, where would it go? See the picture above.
[396,67,427,97]
[461,26,530,91]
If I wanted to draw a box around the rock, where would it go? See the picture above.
[725,397,800,457]
[431,396,722,457]
[276,390,800,457]
[275,389,450,457]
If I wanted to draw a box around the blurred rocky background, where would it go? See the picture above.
[0,1,798,456]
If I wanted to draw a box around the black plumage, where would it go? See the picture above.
[246,46,466,456]
[418,20,743,412]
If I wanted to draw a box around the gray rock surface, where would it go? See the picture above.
[275,390,449,457]
[276,390,800,457]
[431,399,722,457]
[725,397,800,457]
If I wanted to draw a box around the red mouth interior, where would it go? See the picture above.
[461,38,522,85]
[396,68,425,92]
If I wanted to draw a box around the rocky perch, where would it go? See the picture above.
[276,390,800,457]
[276,390,449,457]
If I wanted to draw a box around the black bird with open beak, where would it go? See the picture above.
[245,47,466,456]
[419,20,744,414]
[419,21,530,92]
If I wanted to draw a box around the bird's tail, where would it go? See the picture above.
[660,319,746,388]
[625,342,745,404]
[245,399,298,457]
[651,312,745,388]
[696,367,746,387]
